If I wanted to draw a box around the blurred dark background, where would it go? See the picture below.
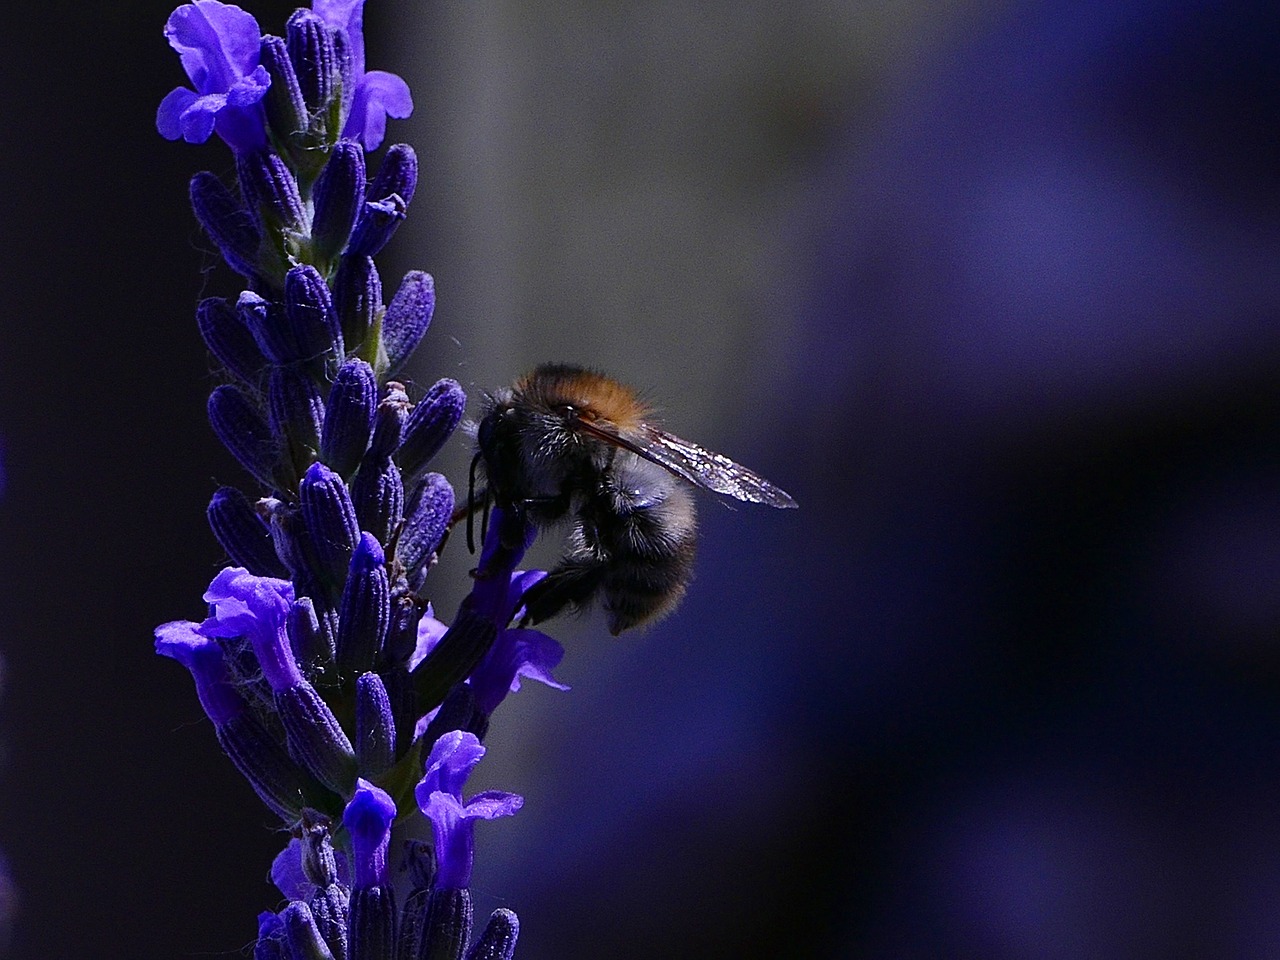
[3,0,1280,957]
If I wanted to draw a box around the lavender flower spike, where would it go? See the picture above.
[157,0,271,153]
[415,732,523,890]
[158,1,550,954]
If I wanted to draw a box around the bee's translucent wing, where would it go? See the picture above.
[575,418,798,509]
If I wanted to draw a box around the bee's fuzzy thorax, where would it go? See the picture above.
[515,363,650,431]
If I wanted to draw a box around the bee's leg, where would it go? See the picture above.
[518,559,606,626]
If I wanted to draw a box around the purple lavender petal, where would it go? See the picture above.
[420,730,486,798]
[342,778,397,889]
[154,620,243,724]
[198,567,301,690]
[408,608,449,671]
[344,70,413,151]
[159,1,269,151]
[165,1,262,93]
[270,838,311,900]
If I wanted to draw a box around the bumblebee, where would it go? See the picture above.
[473,364,796,634]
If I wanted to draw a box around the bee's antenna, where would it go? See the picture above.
[467,451,483,554]
[481,482,492,550]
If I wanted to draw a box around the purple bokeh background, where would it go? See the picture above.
[1,0,1278,957]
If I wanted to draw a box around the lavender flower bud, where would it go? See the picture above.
[367,144,418,209]
[347,195,407,260]
[300,462,360,586]
[351,457,403,549]
[369,382,410,460]
[419,888,472,960]
[354,673,395,776]
[299,816,350,960]
[197,296,265,384]
[208,486,288,578]
[288,596,334,673]
[276,682,357,794]
[260,34,307,140]
[268,499,316,580]
[281,901,337,960]
[284,264,345,365]
[208,385,282,489]
[189,171,261,282]
[238,149,306,238]
[467,910,519,960]
[309,886,350,960]
[269,366,325,471]
[286,9,339,117]
[343,781,398,958]
[382,272,435,377]
[218,712,311,822]
[399,474,454,591]
[311,140,366,263]
[331,26,355,134]
[300,809,341,886]
[237,291,288,366]
[349,887,394,960]
[333,256,382,359]
[398,380,466,479]
[321,359,377,478]
[309,887,349,960]
[336,533,390,675]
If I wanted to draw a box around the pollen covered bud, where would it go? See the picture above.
[398,473,454,592]
[382,271,435,377]
[398,379,466,479]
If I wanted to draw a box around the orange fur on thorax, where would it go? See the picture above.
[516,364,650,430]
